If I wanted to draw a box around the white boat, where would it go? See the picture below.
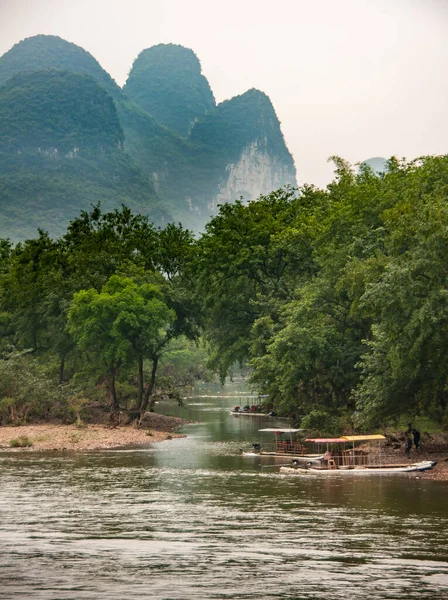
[280,460,437,475]
[230,410,271,417]
[277,434,437,475]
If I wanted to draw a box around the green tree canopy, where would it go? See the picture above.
[68,275,174,411]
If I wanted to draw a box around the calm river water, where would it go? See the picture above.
[1,381,447,599]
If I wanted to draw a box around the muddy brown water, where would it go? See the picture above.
[1,381,447,599]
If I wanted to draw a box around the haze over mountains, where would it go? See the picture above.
[0,35,297,240]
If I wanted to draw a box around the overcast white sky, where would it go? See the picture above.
[1,0,447,186]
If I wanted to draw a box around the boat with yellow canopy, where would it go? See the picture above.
[279,434,437,475]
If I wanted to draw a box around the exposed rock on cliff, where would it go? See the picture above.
[214,140,295,208]
[188,88,296,222]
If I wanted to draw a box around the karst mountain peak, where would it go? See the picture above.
[0,35,296,239]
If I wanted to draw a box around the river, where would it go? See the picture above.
[0,380,447,599]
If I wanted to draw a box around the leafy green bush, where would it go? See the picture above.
[9,435,33,447]
[0,350,70,424]
[300,411,340,436]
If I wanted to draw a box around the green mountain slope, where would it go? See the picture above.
[187,89,296,215]
[0,71,165,240]
[0,34,190,209]
[0,35,297,236]
[191,88,294,166]
[0,69,123,152]
[124,44,215,137]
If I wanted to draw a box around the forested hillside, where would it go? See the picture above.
[124,43,216,137]
[0,70,165,239]
[1,157,448,432]
[0,35,296,237]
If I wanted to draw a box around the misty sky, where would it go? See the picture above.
[1,0,447,186]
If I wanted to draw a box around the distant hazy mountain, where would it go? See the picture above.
[0,35,297,238]
[362,157,387,174]
[125,44,296,227]
[125,44,216,137]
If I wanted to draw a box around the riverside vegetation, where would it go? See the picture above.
[1,156,448,438]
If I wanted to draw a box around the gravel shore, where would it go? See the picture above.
[0,414,189,452]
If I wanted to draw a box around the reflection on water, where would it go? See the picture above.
[0,380,447,599]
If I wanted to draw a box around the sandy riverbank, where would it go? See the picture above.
[1,421,448,481]
[0,414,189,452]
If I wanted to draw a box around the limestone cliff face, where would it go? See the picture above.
[187,89,297,223]
[212,140,296,210]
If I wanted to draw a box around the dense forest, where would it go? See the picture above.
[1,156,448,432]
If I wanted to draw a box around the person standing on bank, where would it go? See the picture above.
[412,428,421,450]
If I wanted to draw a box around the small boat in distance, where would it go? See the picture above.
[230,404,271,417]
[278,434,437,475]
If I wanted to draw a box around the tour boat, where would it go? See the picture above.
[242,428,324,462]
[277,434,437,475]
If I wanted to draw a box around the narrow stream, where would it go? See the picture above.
[0,381,447,599]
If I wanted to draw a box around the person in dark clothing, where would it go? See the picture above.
[412,428,421,450]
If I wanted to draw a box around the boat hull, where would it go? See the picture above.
[230,411,270,417]
[279,461,437,475]
[243,452,323,461]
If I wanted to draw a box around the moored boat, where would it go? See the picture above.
[242,428,324,461]
[279,460,437,475]
[277,434,437,475]
[230,404,273,417]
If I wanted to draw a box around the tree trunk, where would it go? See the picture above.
[140,356,158,417]
[59,356,65,384]
[437,390,448,422]
[107,366,120,411]
[137,354,144,410]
